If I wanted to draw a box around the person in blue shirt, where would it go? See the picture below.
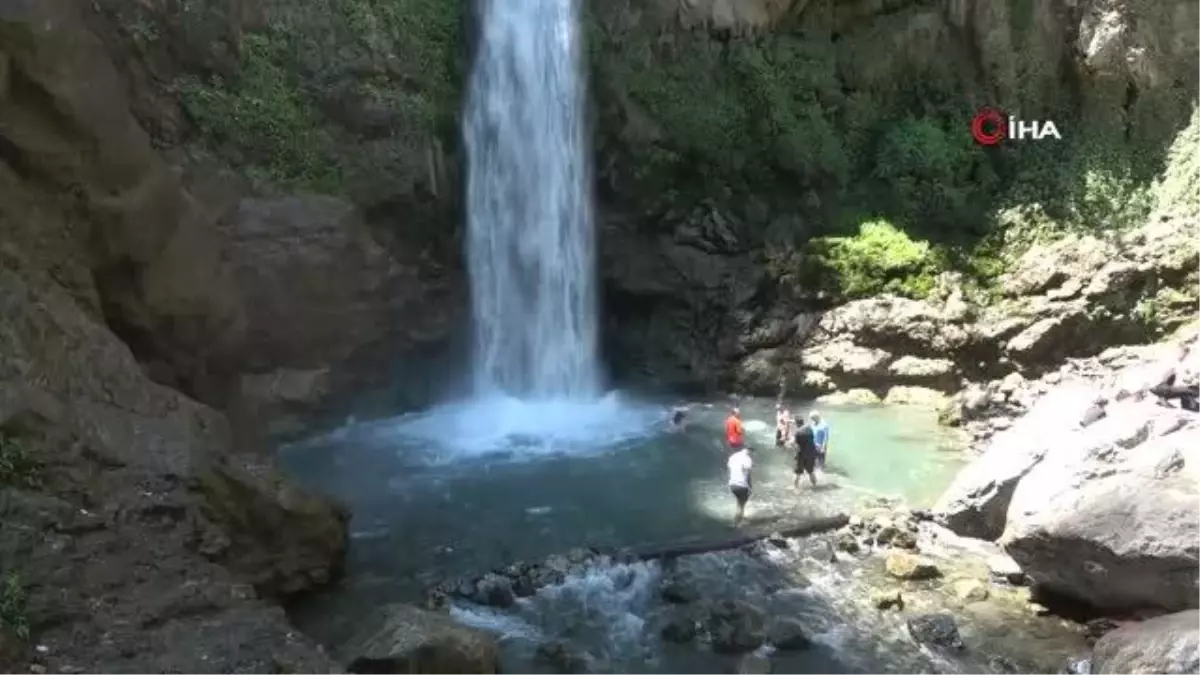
[809,410,830,469]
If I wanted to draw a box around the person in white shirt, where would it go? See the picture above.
[727,445,753,526]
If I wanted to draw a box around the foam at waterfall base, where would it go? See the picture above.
[319,391,667,466]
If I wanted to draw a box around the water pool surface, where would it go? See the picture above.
[281,393,966,645]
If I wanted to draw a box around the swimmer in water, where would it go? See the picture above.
[669,406,688,430]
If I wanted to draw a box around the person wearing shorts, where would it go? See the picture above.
[792,417,819,488]
[727,445,753,526]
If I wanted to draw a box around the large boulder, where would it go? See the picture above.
[1001,414,1199,612]
[1092,610,1200,674]
[343,604,500,673]
[933,382,1103,539]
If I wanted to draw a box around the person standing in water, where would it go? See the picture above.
[724,406,745,452]
[809,410,830,469]
[792,413,819,488]
[727,444,753,525]
[774,404,792,449]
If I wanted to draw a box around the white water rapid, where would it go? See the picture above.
[464,0,599,399]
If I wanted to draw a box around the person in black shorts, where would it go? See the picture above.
[727,445,753,526]
[792,415,819,489]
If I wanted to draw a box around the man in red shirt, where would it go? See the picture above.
[724,406,745,452]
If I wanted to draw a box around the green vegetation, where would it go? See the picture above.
[160,0,464,200]
[0,571,30,641]
[809,220,941,299]
[588,0,1197,301]
[0,433,39,489]
[111,0,1196,304]
[179,34,341,192]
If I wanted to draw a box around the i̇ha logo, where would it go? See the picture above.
[971,108,1062,145]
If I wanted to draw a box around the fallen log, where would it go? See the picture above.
[630,512,849,562]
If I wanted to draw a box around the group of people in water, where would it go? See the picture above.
[666,401,832,526]
[722,404,830,526]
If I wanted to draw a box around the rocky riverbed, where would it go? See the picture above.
[331,498,1097,674]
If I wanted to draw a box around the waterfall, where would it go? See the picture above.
[463,0,599,399]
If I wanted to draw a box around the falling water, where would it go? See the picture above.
[464,0,599,398]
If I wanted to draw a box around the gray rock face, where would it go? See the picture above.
[1002,416,1199,612]
[1091,610,1200,674]
[934,383,1104,539]
[343,604,500,673]
[937,326,1199,612]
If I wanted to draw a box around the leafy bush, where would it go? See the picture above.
[871,116,988,233]
[0,572,29,641]
[810,219,942,299]
[0,434,39,489]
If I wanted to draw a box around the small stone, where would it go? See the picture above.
[953,579,990,603]
[660,576,700,604]
[835,531,861,554]
[891,530,918,550]
[767,618,812,650]
[907,613,964,650]
[872,589,904,610]
[885,551,941,580]
[766,532,789,548]
[661,615,699,643]
[987,554,1026,585]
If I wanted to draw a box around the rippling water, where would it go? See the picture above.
[448,537,1090,674]
[282,396,968,648]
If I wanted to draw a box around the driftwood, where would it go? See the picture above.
[630,512,850,562]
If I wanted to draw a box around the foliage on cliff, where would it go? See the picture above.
[587,0,1198,302]
[101,0,464,206]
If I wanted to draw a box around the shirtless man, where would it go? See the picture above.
[774,404,792,449]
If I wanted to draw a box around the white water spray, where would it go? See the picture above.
[463,0,599,398]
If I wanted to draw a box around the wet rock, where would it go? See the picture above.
[660,614,699,643]
[706,600,767,654]
[1091,610,1199,674]
[767,618,812,650]
[987,554,1027,586]
[344,603,499,673]
[906,613,964,651]
[952,579,990,603]
[422,588,448,611]
[891,530,919,550]
[766,532,789,548]
[1083,618,1120,643]
[535,640,592,674]
[528,565,565,589]
[989,655,1022,673]
[737,653,773,674]
[512,573,537,598]
[473,573,515,608]
[885,552,941,580]
[871,590,904,611]
[661,574,701,604]
[835,531,861,554]
[1062,657,1092,674]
